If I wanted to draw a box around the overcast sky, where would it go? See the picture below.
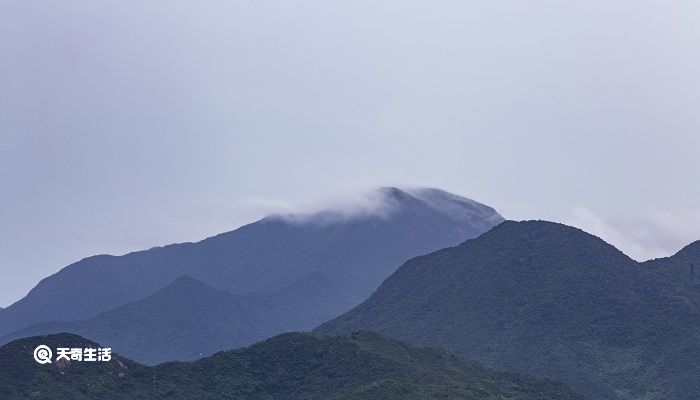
[1,0,699,307]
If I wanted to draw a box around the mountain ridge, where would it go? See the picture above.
[0,274,327,364]
[316,220,700,400]
[0,187,504,360]
[0,331,585,400]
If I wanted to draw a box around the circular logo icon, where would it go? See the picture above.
[34,345,53,364]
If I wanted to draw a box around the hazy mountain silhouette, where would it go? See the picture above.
[316,221,700,400]
[0,276,304,364]
[0,332,584,400]
[0,187,503,344]
[0,275,372,364]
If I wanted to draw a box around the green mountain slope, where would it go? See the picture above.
[0,332,584,400]
[643,240,700,303]
[316,220,700,400]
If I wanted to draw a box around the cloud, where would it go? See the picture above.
[237,188,401,225]
[566,207,700,261]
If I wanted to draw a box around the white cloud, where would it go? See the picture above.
[237,188,401,225]
[566,207,700,261]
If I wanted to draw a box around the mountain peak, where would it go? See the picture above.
[377,186,489,207]
[167,274,211,289]
[148,275,222,299]
[315,219,698,400]
[259,187,503,231]
[402,187,503,224]
[673,240,700,262]
[140,275,240,309]
[469,219,634,261]
[10,332,90,346]
[0,187,504,355]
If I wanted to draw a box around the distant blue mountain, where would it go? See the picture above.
[0,187,503,362]
[0,275,303,364]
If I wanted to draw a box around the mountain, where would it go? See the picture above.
[0,332,584,400]
[0,187,503,364]
[316,220,700,400]
[643,241,700,302]
[0,187,503,341]
[0,275,303,364]
[0,275,366,364]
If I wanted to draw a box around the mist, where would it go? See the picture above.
[2,0,699,306]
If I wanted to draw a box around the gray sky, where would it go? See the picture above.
[2,0,699,307]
